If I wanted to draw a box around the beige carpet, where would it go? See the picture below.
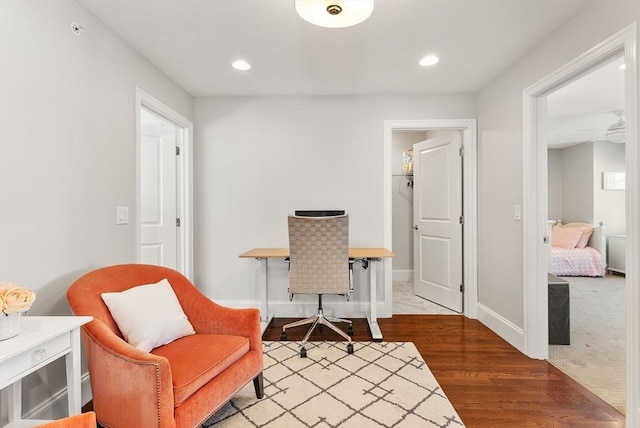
[204,341,464,427]
[547,274,626,413]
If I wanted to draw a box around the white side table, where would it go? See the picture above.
[0,316,92,427]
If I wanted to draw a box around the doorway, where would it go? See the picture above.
[545,54,626,412]
[135,88,194,279]
[522,24,638,425]
[384,119,478,319]
[390,130,463,314]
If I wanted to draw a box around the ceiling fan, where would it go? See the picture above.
[603,110,626,143]
[548,110,626,148]
[586,110,626,144]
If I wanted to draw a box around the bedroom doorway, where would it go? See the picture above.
[523,24,637,424]
[545,54,627,413]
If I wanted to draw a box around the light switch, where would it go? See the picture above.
[514,204,521,221]
[117,206,129,225]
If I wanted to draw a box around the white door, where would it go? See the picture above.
[413,131,463,312]
[140,108,178,269]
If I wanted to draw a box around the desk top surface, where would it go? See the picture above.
[239,247,395,259]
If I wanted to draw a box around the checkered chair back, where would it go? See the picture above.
[288,214,350,296]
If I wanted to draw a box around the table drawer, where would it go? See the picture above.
[2,333,70,383]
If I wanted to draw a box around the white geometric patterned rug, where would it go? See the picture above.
[204,341,465,427]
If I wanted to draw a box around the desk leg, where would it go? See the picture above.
[65,327,82,415]
[7,380,21,422]
[366,259,383,342]
[259,258,274,333]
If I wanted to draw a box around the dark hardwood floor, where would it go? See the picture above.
[264,315,625,428]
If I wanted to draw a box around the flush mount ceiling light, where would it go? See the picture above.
[419,55,439,67]
[232,60,251,71]
[295,0,374,28]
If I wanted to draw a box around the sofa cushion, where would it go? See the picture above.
[151,334,250,406]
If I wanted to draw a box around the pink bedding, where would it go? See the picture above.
[550,246,605,277]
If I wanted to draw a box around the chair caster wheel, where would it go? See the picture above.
[347,326,353,337]
[347,343,354,354]
[280,331,287,341]
[300,347,307,358]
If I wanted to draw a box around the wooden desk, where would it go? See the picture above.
[0,316,92,427]
[239,247,395,341]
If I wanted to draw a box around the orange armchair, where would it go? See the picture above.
[67,264,263,428]
[34,411,97,428]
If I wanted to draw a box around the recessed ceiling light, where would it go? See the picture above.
[419,55,439,67]
[618,63,626,70]
[232,60,251,71]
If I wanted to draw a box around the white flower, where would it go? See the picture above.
[0,282,36,315]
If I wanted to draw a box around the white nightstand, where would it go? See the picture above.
[0,316,92,427]
[607,235,626,275]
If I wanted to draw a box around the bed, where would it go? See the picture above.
[548,220,607,277]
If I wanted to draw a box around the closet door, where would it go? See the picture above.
[140,130,178,269]
[413,132,463,313]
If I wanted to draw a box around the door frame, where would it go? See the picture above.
[384,119,478,319]
[522,23,638,424]
[135,88,194,279]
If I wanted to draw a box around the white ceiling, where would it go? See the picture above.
[77,0,626,146]
[547,56,626,148]
[77,0,588,97]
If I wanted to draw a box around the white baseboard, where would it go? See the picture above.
[216,299,391,319]
[476,303,525,354]
[25,373,92,420]
[215,300,262,310]
[392,269,413,282]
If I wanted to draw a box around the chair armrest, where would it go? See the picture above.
[205,305,262,351]
[82,320,176,428]
[180,290,262,352]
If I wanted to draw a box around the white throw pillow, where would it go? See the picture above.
[101,278,195,352]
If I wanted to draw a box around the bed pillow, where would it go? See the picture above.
[101,278,195,352]
[574,226,593,248]
[559,223,594,248]
[552,226,583,249]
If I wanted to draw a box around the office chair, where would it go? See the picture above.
[280,214,354,357]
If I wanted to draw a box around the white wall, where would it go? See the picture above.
[391,131,425,277]
[548,149,564,220]
[594,141,626,235]
[0,0,193,422]
[549,142,625,234]
[476,1,638,341]
[562,142,595,223]
[194,95,475,316]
